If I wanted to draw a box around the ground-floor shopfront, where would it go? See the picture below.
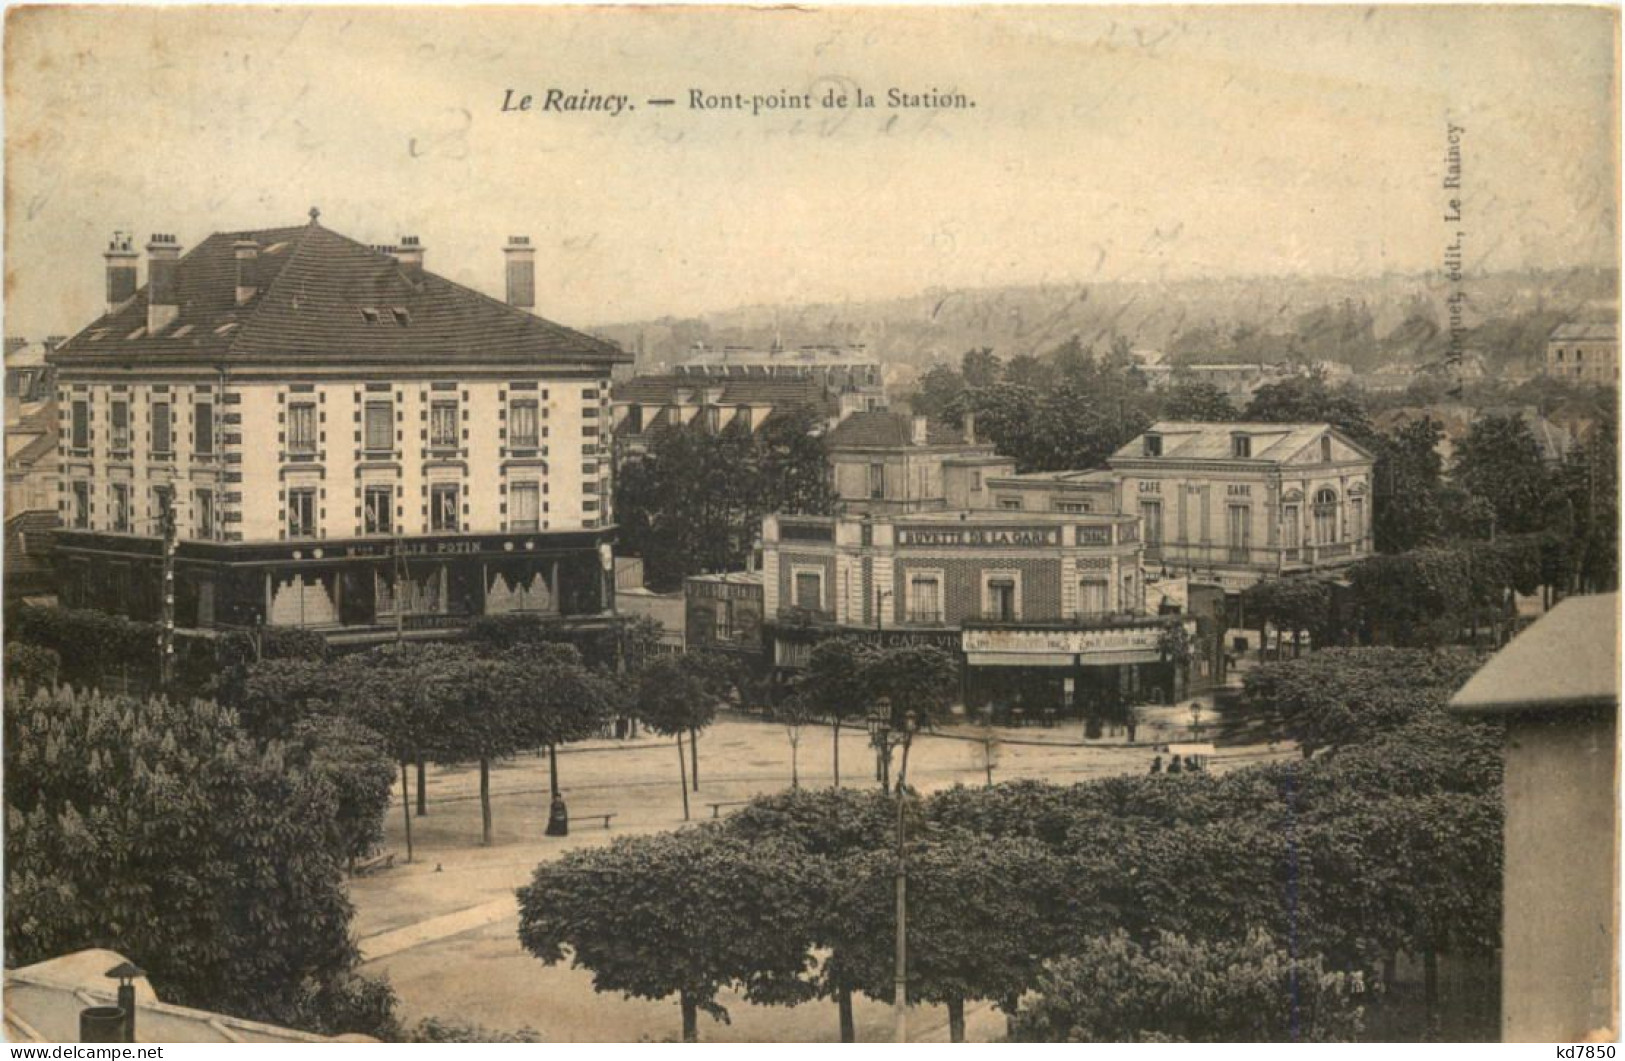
[765,615,1196,725]
[53,528,616,642]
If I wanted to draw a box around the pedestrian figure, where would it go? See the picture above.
[1150,755,1163,775]
[546,793,569,837]
[1168,756,1183,775]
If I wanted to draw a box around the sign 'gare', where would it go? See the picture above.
[896,526,1061,548]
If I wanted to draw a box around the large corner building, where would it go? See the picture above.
[47,215,631,642]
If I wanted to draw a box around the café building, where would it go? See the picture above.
[761,509,1197,717]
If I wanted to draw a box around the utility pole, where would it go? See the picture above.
[393,532,415,860]
[393,533,408,645]
[158,490,177,690]
[893,712,917,1044]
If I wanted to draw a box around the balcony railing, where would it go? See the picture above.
[902,610,945,626]
[1146,539,1371,572]
[779,604,837,626]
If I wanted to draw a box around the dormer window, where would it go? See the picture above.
[1144,433,1162,457]
[390,307,411,327]
[1232,434,1252,459]
[214,322,239,336]
[126,326,146,340]
[359,307,381,324]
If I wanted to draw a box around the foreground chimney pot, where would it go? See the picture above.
[146,235,182,335]
[103,231,139,315]
[504,235,536,310]
[233,240,260,305]
[394,236,426,282]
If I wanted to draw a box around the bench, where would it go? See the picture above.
[706,800,752,819]
[577,812,617,830]
[354,852,395,876]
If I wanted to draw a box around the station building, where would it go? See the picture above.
[46,215,630,643]
[1106,421,1376,592]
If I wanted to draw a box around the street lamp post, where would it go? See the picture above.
[868,702,917,1043]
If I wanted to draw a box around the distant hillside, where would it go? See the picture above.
[596,267,1618,378]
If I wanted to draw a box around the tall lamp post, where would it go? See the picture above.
[867,701,917,1043]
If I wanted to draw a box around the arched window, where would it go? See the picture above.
[1312,487,1339,544]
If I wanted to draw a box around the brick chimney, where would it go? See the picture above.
[504,235,535,309]
[104,231,138,315]
[146,234,181,334]
[233,240,260,305]
[395,235,424,282]
[912,415,929,446]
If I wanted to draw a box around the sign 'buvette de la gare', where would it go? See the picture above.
[896,526,1061,548]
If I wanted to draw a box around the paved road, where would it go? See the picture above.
[351,710,1292,1041]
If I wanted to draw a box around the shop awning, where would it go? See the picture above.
[966,651,1077,668]
[966,649,1165,668]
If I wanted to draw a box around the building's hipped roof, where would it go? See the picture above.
[1550,322,1618,342]
[1113,421,1359,462]
[50,221,627,369]
[1451,593,1619,715]
[827,410,974,448]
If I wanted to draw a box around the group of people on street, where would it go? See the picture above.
[1148,754,1204,775]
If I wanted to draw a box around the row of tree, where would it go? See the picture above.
[517,647,1503,1042]
[4,608,770,1039]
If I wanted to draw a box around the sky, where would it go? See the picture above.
[4,5,1618,337]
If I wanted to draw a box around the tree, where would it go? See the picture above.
[1004,354,1057,391]
[517,828,824,1042]
[775,693,815,789]
[1011,929,1367,1042]
[1230,647,1481,757]
[416,646,529,844]
[239,656,347,740]
[1240,577,1335,658]
[1243,375,1378,448]
[1372,417,1447,553]
[4,685,395,1037]
[634,655,717,819]
[498,641,614,797]
[336,645,454,862]
[1160,381,1239,422]
[797,637,875,786]
[4,641,59,690]
[286,715,397,873]
[1552,404,1619,593]
[1452,414,1552,535]
[756,403,837,516]
[863,643,959,730]
[724,788,908,1041]
[960,346,1004,389]
[614,408,835,590]
[861,643,959,785]
[837,833,1069,1041]
[910,363,966,420]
